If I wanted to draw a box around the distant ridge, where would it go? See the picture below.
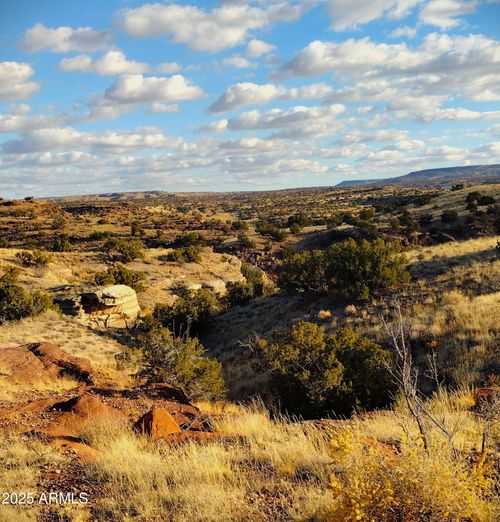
[336,164,500,188]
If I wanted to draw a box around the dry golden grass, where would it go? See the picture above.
[0,246,244,311]
[0,436,64,522]
[0,388,497,521]
[0,310,128,378]
[406,236,499,265]
[0,375,80,403]
[75,389,497,521]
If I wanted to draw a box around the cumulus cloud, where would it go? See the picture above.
[0,113,70,133]
[20,23,111,53]
[0,62,40,100]
[390,25,418,38]
[246,38,276,57]
[282,33,500,107]
[147,102,179,113]
[206,104,346,139]
[118,2,307,52]
[419,0,478,29]
[59,50,149,75]
[209,81,332,112]
[326,0,420,31]
[2,127,180,154]
[104,74,204,103]
[156,62,181,73]
[222,55,255,68]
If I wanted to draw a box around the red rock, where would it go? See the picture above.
[26,343,94,384]
[133,407,181,439]
[42,394,125,439]
[0,342,93,385]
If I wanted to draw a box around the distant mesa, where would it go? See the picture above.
[336,164,500,188]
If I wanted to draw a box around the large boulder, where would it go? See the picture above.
[202,279,227,295]
[57,284,141,327]
[133,407,181,439]
[42,394,125,439]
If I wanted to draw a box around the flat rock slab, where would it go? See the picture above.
[0,342,93,385]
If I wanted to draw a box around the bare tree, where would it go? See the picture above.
[382,301,461,457]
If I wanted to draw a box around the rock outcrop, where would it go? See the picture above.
[56,284,141,327]
[0,342,93,385]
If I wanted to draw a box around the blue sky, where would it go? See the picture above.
[0,0,499,197]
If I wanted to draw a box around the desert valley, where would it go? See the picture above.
[0,166,499,521]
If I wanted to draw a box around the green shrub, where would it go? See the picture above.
[136,326,224,399]
[94,264,146,292]
[279,249,328,294]
[0,268,52,324]
[15,249,50,268]
[51,215,66,230]
[103,238,144,262]
[326,239,409,300]
[237,233,256,248]
[441,210,459,223]
[175,233,206,247]
[154,288,219,334]
[359,208,374,221]
[51,233,73,252]
[287,213,312,230]
[232,220,248,231]
[166,246,201,263]
[279,239,409,300]
[258,321,393,416]
[131,220,145,236]
[256,221,288,241]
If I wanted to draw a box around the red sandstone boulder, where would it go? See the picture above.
[42,394,125,439]
[133,407,181,439]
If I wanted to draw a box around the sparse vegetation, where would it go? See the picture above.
[0,182,498,521]
[257,321,393,416]
[94,264,147,292]
[0,268,52,324]
[136,325,225,399]
[280,239,409,300]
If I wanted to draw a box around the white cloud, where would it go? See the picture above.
[0,113,69,133]
[282,33,500,106]
[213,104,346,139]
[390,25,418,38]
[104,74,204,103]
[0,62,40,100]
[8,104,31,115]
[156,62,181,73]
[201,119,229,132]
[210,83,284,112]
[20,23,111,53]
[148,102,179,113]
[209,81,332,112]
[2,127,180,154]
[326,0,421,31]
[118,2,307,52]
[419,0,478,29]
[59,50,149,76]
[246,38,276,57]
[223,55,255,68]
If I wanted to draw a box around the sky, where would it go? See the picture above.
[0,0,499,198]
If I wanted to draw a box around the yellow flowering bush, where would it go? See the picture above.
[329,428,497,521]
